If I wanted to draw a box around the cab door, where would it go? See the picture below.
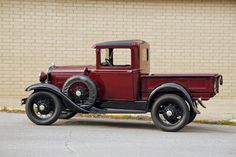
[94,48,139,101]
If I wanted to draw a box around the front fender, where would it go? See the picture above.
[26,83,61,92]
[147,83,200,114]
[25,83,89,113]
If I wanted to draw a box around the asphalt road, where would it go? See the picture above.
[0,113,235,157]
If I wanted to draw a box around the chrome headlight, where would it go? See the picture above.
[39,71,47,83]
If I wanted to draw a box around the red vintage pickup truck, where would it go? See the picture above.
[22,40,223,132]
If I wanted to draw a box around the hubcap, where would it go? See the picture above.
[158,103,183,125]
[166,110,172,117]
[76,90,82,97]
[39,104,45,111]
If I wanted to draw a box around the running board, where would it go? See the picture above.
[89,107,147,114]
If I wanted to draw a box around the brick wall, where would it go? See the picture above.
[0,0,235,106]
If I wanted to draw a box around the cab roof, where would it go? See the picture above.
[93,39,147,48]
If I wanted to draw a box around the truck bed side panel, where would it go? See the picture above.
[141,75,216,100]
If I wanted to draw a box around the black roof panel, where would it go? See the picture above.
[93,39,146,48]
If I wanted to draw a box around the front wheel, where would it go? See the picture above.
[25,91,61,125]
[151,94,190,132]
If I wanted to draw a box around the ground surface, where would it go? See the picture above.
[0,113,235,157]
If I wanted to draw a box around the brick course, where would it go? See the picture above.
[0,0,235,103]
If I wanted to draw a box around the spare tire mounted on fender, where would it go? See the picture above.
[62,75,97,109]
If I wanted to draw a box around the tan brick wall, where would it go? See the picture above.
[0,0,235,105]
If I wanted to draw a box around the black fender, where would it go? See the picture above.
[25,83,89,113]
[147,83,200,114]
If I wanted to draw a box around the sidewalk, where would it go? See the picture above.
[0,97,236,121]
[195,99,236,121]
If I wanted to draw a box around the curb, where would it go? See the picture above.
[229,119,236,123]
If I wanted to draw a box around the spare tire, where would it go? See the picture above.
[62,75,97,109]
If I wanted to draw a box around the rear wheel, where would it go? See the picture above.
[188,110,197,124]
[151,94,190,132]
[25,91,61,125]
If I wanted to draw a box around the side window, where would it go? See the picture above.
[100,48,131,67]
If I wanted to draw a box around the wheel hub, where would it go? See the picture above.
[75,90,82,97]
[37,102,51,114]
[166,110,173,117]
[39,104,45,111]
[163,105,177,121]
[73,87,89,103]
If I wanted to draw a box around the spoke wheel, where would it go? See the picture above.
[25,91,61,125]
[151,94,189,132]
[62,76,97,109]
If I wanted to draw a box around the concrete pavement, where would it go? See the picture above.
[0,113,236,157]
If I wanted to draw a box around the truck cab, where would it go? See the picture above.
[93,40,149,101]
[22,40,223,132]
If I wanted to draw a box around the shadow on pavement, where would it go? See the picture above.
[55,117,235,133]
[57,118,157,130]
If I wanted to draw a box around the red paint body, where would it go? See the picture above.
[49,40,222,102]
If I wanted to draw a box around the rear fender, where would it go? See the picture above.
[25,83,89,113]
[147,83,200,114]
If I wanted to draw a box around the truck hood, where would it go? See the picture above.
[50,65,96,73]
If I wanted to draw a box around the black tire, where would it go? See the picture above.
[62,75,97,109]
[187,110,197,124]
[25,91,61,125]
[59,110,77,119]
[151,94,190,132]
